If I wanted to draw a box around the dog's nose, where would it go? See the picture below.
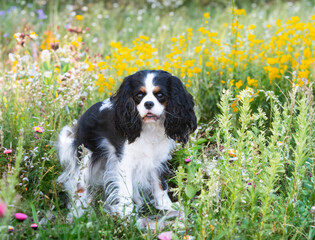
[144,101,154,109]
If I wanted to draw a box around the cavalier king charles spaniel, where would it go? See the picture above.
[57,70,197,218]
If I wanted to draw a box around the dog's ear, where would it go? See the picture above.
[111,76,142,143]
[164,76,197,143]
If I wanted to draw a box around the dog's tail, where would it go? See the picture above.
[56,126,78,189]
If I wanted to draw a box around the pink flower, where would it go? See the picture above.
[0,201,7,217]
[31,223,38,230]
[15,213,28,221]
[158,231,172,240]
[185,158,192,163]
[3,149,12,154]
[33,126,44,133]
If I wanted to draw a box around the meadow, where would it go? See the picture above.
[0,0,314,239]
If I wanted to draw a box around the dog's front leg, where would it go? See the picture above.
[153,176,173,211]
[115,163,134,216]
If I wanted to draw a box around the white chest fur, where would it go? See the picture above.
[119,122,175,188]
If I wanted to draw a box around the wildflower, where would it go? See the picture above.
[76,15,83,21]
[50,42,59,50]
[235,80,243,89]
[210,224,215,230]
[184,235,194,240]
[231,99,238,112]
[31,223,38,230]
[229,149,236,157]
[8,226,14,232]
[3,149,12,154]
[86,62,95,72]
[41,49,51,62]
[204,12,210,19]
[67,27,83,34]
[277,141,283,147]
[15,213,28,221]
[158,231,172,240]
[36,9,47,20]
[29,32,38,40]
[0,201,7,217]
[40,30,57,49]
[185,158,192,163]
[236,8,246,15]
[33,126,44,133]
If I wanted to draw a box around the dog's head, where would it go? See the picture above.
[111,70,197,143]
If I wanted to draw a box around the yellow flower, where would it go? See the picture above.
[194,46,202,53]
[86,62,95,72]
[247,76,258,88]
[235,80,243,89]
[234,8,246,16]
[204,12,210,19]
[76,15,83,21]
[248,24,256,30]
[267,58,278,65]
[139,35,149,41]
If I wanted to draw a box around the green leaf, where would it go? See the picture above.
[185,184,197,199]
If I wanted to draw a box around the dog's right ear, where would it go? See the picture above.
[111,76,142,143]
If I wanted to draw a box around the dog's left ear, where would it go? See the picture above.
[164,76,197,143]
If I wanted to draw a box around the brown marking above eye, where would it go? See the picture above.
[140,86,147,93]
[153,86,161,93]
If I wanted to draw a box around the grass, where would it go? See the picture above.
[0,0,314,239]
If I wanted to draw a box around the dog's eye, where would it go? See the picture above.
[155,92,166,101]
[136,92,144,98]
[156,92,164,98]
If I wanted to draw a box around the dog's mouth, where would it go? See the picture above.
[143,113,160,121]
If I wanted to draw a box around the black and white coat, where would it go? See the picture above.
[57,70,197,217]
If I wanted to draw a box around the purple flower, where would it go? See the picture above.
[36,9,47,20]
[185,158,192,163]
[0,201,7,217]
[15,213,28,221]
[0,10,5,18]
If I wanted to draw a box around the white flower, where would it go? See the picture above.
[43,71,52,78]
[41,50,51,62]
[30,32,38,40]
[21,55,31,63]
[8,53,15,62]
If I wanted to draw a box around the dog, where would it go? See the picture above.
[57,70,197,218]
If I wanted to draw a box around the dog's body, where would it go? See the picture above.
[57,70,196,217]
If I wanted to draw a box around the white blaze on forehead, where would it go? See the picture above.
[144,73,156,92]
